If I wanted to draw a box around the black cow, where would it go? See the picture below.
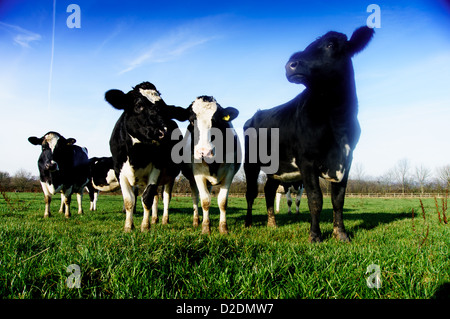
[106,81,188,232]
[244,26,374,242]
[28,131,90,218]
[86,157,120,211]
[177,96,240,234]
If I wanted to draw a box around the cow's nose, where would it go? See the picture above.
[45,161,58,171]
[289,61,298,70]
[289,61,299,69]
[195,146,215,159]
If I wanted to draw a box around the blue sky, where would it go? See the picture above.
[1,0,450,180]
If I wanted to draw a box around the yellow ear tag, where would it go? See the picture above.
[223,115,230,121]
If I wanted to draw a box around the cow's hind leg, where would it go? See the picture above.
[296,187,304,214]
[141,168,161,232]
[244,163,260,227]
[141,184,158,232]
[162,181,174,225]
[331,178,350,242]
[264,178,280,227]
[302,174,323,243]
[286,188,293,214]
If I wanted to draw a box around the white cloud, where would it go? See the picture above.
[0,21,41,48]
[119,28,217,75]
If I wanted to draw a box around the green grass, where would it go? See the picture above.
[0,192,449,299]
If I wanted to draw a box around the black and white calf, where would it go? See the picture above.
[244,26,374,242]
[179,96,240,234]
[106,81,188,232]
[86,157,120,211]
[28,131,90,218]
[275,182,304,214]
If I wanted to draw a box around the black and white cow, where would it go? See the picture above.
[275,182,304,214]
[86,157,120,211]
[106,81,188,232]
[244,26,374,242]
[179,96,240,234]
[28,131,90,218]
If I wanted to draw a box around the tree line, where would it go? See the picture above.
[1,159,449,195]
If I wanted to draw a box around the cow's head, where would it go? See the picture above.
[28,131,76,173]
[105,82,169,144]
[285,26,374,87]
[187,96,239,161]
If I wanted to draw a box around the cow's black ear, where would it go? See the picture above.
[168,105,190,122]
[105,89,130,110]
[28,136,43,145]
[67,138,76,145]
[222,107,239,122]
[347,26,374,56]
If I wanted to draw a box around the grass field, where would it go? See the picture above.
[0,191,449,299]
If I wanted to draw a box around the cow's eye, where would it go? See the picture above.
[326,42,334,49]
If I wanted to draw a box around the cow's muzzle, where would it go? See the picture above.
[45,161,59,172]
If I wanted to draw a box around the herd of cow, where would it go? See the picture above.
[28,26,374,242]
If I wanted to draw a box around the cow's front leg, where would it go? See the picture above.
[217,184,231,235]
[44,194,52,218]
[76,193,83,214]
[195,176,211,234]
[151,194,159,224]
[264,178,280,227]
[40,182,52,218]
[62,188,73,218]
[120,178,136,232]
[301,164,323,243]
[331,173,350,242]
[190,182,200,227]
[59,193,64,214]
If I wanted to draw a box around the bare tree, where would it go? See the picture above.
[436,164,450,190]
[349,162,366,193]
[393,158,411,194]
[11,169,36,192]
[415,164,431,194]
[0,171,11,190]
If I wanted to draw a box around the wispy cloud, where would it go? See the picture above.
[0,21,41,48]
[119,30,217,75]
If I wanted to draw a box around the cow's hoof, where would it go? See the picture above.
[162,215,169,225]
[140,223,150,232]
[193,215,199,227]
[333,228,350,242]
[151,216,159,224]
[308,232,322,243]
[44,214,50,218]
[267,217,277,228]
[124,223,135,232]
[202,223,211,235]
[219,222,229,235]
